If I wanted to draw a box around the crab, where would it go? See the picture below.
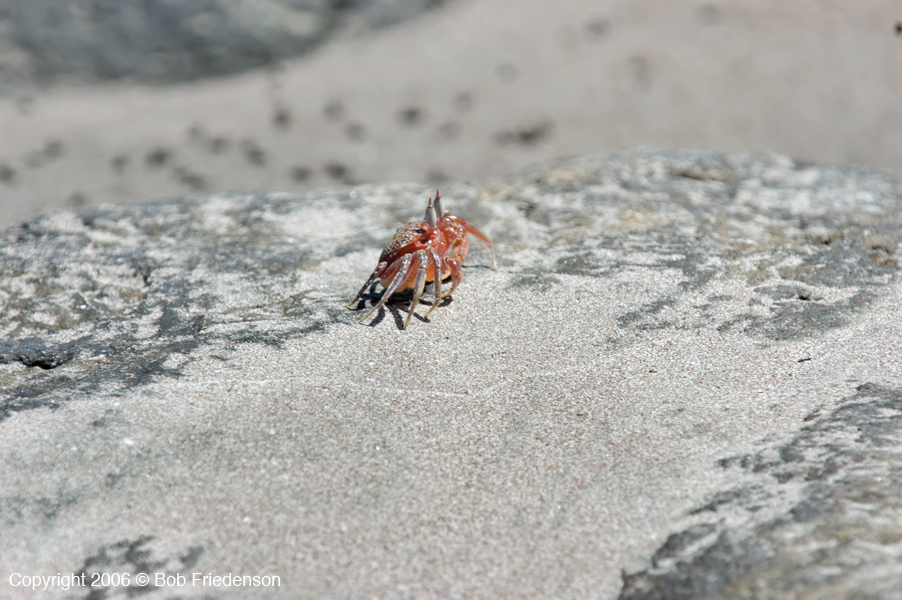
[347,190,496,328]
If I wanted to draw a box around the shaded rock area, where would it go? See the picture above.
[0,192,356,421]
[0,0,445,91]
[0,150,900,599]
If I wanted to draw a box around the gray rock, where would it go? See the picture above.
[0,0,446,90]
[1,149,900,598]
[620,382,902,600]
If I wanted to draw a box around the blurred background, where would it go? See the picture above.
[0,0,900,228]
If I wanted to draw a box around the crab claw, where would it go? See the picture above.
[424,195,437,228]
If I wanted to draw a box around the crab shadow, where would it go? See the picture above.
[349,285,454,330]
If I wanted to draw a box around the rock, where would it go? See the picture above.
[620,383,902,600]
[0,0,447,90]
[1,149,900,598]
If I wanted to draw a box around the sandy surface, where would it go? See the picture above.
[1,0,901,228]
[4,288,901,599]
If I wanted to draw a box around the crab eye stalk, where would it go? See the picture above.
[425,197,437,228]
[433,189,444,219]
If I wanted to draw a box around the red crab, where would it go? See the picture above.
[347,190,496,327]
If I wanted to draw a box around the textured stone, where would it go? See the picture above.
[620,383,902,600]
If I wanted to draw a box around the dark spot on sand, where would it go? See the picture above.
[24,139,65,167]
[0,338,81,370]
[0,163,15,183]
[453,93,473,113]
[45,140,64,159]
[208,137,230,154]
[426,169,448,183]
[273,107,291,130]
[291,166,311,182]
[324,100,344,122]
[698,5,722,25]
[146,148,171,167]
[241,140,266,166]
[75,535,175,595]
[346,123,365,141]
[68,192,87,207]
[111,154,129,173]
[179,545,205,570]
[399,107,423,126]
[586,18,609,37]
[105,470,121,487]
[324,162,352,184]
[495,121,553,146]
[508,273,561,292]
[173,166,207,191]
[187,126,230,154]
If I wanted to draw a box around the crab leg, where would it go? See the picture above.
[438,239,463,299]
[443,257,464,299]
[458,219,496,270]
[404,250,431,328]
[345,261,387,308]
[358,254,413,323]
[422,247,444,320]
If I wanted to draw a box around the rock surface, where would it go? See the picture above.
[1,149,901,599]
[0,0,444,90]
